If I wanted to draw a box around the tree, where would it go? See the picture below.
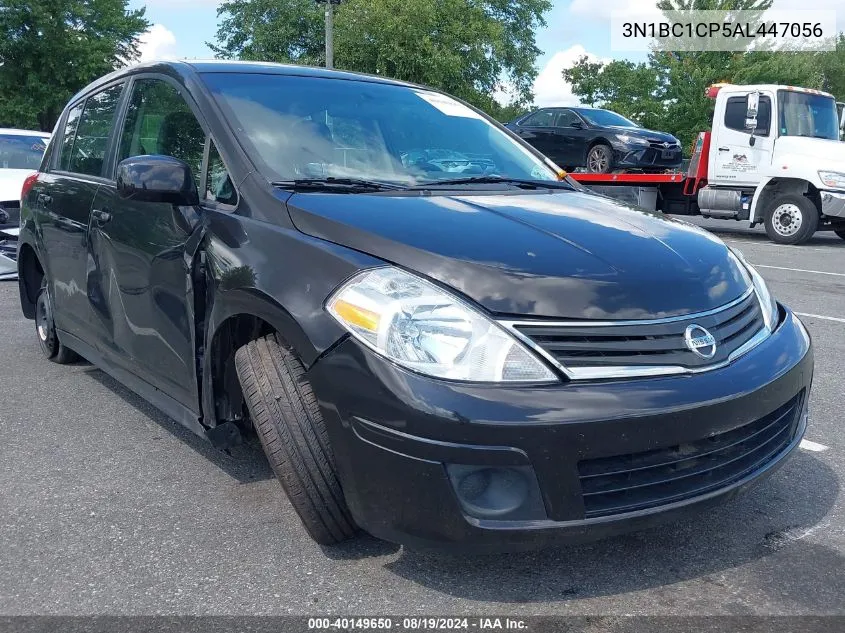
[209,0,552,110]
[0,0,149,131]
[563,58,665,129]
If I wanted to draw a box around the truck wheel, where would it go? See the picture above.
[586,144,613,173]
[234,333,358,545]
[764,195,819,245]
[35,280,78,364]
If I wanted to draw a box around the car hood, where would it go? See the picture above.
[0,169,33,203]
[774,136,845,169]
[287,190,750,319]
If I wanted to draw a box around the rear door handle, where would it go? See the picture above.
[37,193,52,205]
[92,208,112,224]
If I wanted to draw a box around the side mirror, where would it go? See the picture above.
[744,91,760,131]
[116,155,199,206]
[570,120,584,129]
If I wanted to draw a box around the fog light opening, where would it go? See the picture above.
[447,464,542,519]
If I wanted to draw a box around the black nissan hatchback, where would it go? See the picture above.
[18,61,812,552]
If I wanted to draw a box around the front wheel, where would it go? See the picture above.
[763,194,819,245]
[35,281,78,364]
[586,144,613,173]
[235,334,358,545]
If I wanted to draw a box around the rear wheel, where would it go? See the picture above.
[35,280,78,364]
[834,227,845,241]
[763,194,819,245]
[586,144,613,173]
[235,333,358,545]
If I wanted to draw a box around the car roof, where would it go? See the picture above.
[69,59,422,104]
[0,128,50,137]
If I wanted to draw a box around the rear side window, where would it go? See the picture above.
[521,110,555,127]
[64,84,124,176]
[117,78,205,186]
[724,96,771,136]
[58,103,84,172]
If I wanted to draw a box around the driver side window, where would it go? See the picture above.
[117,78,206,186]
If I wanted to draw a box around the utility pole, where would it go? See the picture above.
[315,0,341,69]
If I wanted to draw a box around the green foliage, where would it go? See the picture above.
[0,0,149,131]
[209,0,551,110]
[562,0,844,153]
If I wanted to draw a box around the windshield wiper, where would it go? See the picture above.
[408,175,575,191]
[272,177,406,192]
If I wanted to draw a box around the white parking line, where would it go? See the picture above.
[800,439,830,452]
[752,264,845,277]
[795,312,845,324]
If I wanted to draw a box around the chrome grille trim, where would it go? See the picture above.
[500,288,772,380]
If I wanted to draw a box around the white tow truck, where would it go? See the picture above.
[570,83,845,245]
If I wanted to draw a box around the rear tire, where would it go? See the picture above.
[763,194,819,245]
[235,334,357,545]
[834,228,845,241]
[586,144,613,173]
[35,280,78,364]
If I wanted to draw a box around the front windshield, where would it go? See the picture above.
[778,91,839,141]
[577,109,638,128]
[201,73,557,185]
[0,134,48,170]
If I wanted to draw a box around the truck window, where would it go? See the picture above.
[778,91,839,141]
[724,96,770,136]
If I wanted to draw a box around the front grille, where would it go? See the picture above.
[648,140,680,150]
[512,290,764,372]
[577,392,804,518]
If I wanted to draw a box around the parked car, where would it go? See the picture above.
[0,129,49,279]
[18,61,812,553]
[506,107,683,173]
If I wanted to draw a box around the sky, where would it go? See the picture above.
[133,0,843,108]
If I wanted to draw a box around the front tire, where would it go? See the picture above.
[235,334,358,545]
[763,194,819,245]
[586,144,613,173]
[35,281,78,364]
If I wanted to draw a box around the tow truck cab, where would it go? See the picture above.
[570,83,845,245]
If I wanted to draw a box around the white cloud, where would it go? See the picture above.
[138,24,178,62]
[532,45,610,108]
[569,0,660,22]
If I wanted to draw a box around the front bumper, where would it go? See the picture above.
[820,190,845,219]
[612,144,683,170]
[308,309,812,553]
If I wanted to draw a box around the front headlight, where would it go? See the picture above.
[326,267,558,383]
[818,171,845,189]
[730,249,778,332]
[615,134,650,146]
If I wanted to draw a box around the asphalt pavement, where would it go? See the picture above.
[0,218,843,616]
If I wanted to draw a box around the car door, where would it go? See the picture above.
[37,83,125,345]
[552,109,588,166]
[86,76,208,410]
[513,110,557,158]
[710,93,774,187]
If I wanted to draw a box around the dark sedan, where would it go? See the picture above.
[507,107,683,173]
[18,61,810,553]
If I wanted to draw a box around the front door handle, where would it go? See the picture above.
[92,208,112,224]
[718,147,730,152]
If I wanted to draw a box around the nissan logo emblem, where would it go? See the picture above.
[684,324,717,359]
